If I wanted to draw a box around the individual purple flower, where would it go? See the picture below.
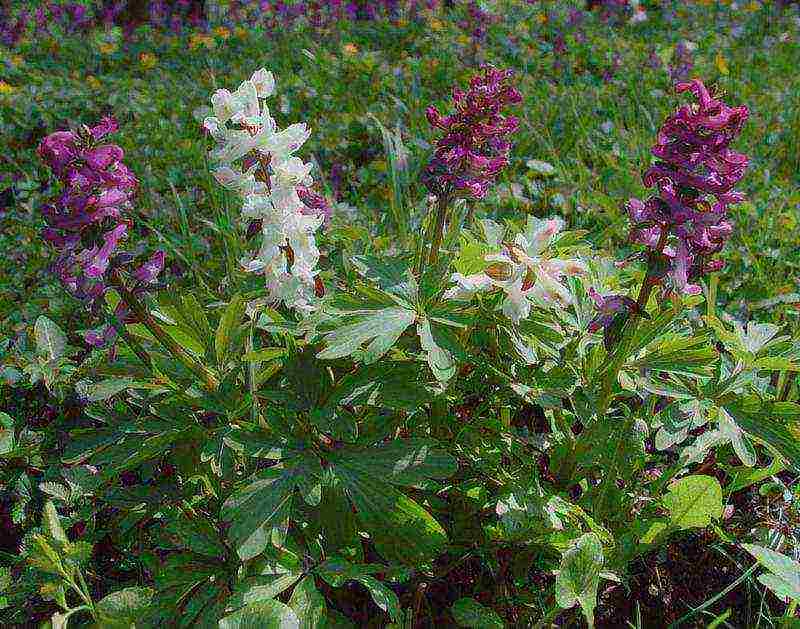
[423,65,521,200]
[588,287,640,348]
[626,79,749,296]
[297,185,334,224]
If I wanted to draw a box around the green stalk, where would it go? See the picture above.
[427,192,452,265]
[109,272,219,391]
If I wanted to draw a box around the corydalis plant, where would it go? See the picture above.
[422,65,521,264]
[204,68,331,313]
[38,118,164,349]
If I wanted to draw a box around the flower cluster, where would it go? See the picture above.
[204,68,331,313]
[38,118,164,348]
[626,79,749,296]
[445,217,586,323]
[423,66,522,200]
[460,1,495,44]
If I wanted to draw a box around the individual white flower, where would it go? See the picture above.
[256,123,311,162]
[211,165,257,195]
[250,68,276,98]
[273,157,314,187]
[230,80,260,125]
[443,273,494,300]
[211,89,237,124]
[500,277,533,324]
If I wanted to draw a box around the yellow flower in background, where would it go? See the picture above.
[457,34,471,46]
[343,43,359,56]
[213,26,231,40]
[430,18,443,31]
[10,55,24,67]
[0,81,16,95]
[139,52,157,70]
[98,41,118,55]
[86,75,101,90]
[715,51,729,75]
[189,33,216,50]
[536,13,548,24]
[235,26,248,38]
[746,0,761,10]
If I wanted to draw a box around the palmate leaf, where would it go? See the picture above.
[628,332,716,377]
[742,544,800,603]
[288,576,326,629]
[317,306,416,364]
[215,293,247,366]
[722,396,800,470]
[34,316,67,362]
[331,459,448,565]
[95,587,155,628]
[221,466,300,561]
[219,599,300,629]
[337,439,457,486]
[555,533,604,629]
[451,597,505,628]
[316,557,400,623]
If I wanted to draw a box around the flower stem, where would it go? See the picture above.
[109,272,219,391]
[427,193,452,265]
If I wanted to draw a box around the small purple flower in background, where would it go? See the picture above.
[38,118,165,350]
[669,41,695,84]
[588,288,639,348]
[626,79,749,296]
[423,65,522,200]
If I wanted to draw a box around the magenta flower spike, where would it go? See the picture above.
[38,118,165,349]
[423,65,522,200]
[625,79,749,297]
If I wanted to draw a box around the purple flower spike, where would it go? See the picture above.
[38,118,166,351]
[423,65,521,200]
[627,79,749,296]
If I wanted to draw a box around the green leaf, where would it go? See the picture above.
[79,377,139,402]
[354,575,401,623]
[451,598,505,628]
[95,587,155,627]
[215,293,246,366]
[663,475,723,529]
[0,412,14,455]
[723,397,800,470]
[288,576,326,629]
[332,463,448,565]
[337,439,457,487]
[218,599,300,629]
[742,544,800,603]
[317,306,416,364]
[34,316,67,361]
[555,533,604,629]
[221,468,297,561]
[43,501,67,542]
[417,318,456,382]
